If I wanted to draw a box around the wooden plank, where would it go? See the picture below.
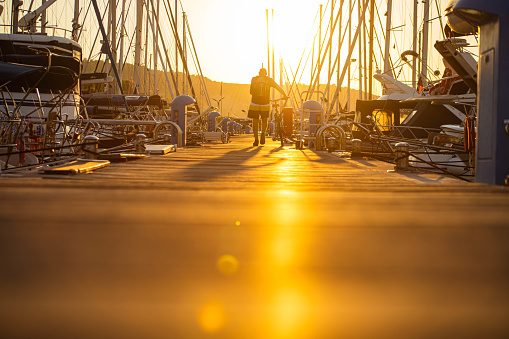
[145,144,176,155]
[99,153,147,162]
[40,159,110,175]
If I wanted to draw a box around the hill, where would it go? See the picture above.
[82,59,366,117]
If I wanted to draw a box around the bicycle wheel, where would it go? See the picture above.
[278,122,284,147]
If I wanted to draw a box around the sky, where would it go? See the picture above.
[182,0,459,87]
[0,0,468,91]
[184,0,326,84]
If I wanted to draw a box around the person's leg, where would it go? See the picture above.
[260,117,268,144]
[252,118,259,146]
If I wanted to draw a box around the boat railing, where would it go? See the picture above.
[0,24,73,38]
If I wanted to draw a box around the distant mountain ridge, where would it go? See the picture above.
[83,59,367,117]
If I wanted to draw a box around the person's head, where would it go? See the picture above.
[259,68,268,76]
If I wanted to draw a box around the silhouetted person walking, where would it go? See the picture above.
[248,68,286,146]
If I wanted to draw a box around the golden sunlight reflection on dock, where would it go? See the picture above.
[1,135,509,338]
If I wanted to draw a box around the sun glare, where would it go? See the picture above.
[198,301,227,333]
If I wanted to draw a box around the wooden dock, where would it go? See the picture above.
[1,135,509,338]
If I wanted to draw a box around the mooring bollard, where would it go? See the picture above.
[163,134,172,144]
[395,142,410,170]
[326,137,336,152]
[136,134,146,153]
[295,139,304,150]
[83,135,99,160]
[352,139,361,155]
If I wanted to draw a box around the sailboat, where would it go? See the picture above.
[0,0,81,119]
[0,0,83,169]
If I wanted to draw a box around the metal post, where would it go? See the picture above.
[83,135,99,160]
[395,142,410,170]
[352,139,361,156]
[136,134,146,153]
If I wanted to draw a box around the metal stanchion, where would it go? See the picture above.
[83,135,99,160]
[395,142,410,170]
[136,134,146,153]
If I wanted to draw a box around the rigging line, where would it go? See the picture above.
[56,0,69,28]
[149,0,182,97]
[305,3,334,92]
[226,84,241,114]
[307,0,334,88]
[309,0,348,97]
[184,14,211,107]
[321,0,348,99]
[83,0,110,72]
[434,0,445,40]
[77,0,92,41]
[280,62,299,108]
[327,0,369,113]
[279,8,320,105]
[374,0,398,77]
[90,0,129,109]
[121,30,136,73]
[161,0,200,103]
[113,0,134,59]
[322,0,350,99]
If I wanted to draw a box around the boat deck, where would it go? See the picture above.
[1,135,509,338]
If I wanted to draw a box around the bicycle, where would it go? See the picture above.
[270,98,289,147]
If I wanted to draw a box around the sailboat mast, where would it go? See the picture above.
[272,9,275,99]
[421,0,430,86]
[328,0,334,108]
[347,0,351,111]
[153,0,160,95]
[266,9,270,77]
[368,0,374,100]
[358,0,363,100]
[134,0,143,94]
[412,0,418,88]
[71,0,80,40]
[318,4,322,101]
[41,0,47,34]
[175,0,178,94]
[183,11,186,94]
[144,1,150,93]
[12,0,20,34]
[119,0,125,92]
[383,0,392,76]
[110,0,117,93]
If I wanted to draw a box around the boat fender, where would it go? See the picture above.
[464,116,476,152]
